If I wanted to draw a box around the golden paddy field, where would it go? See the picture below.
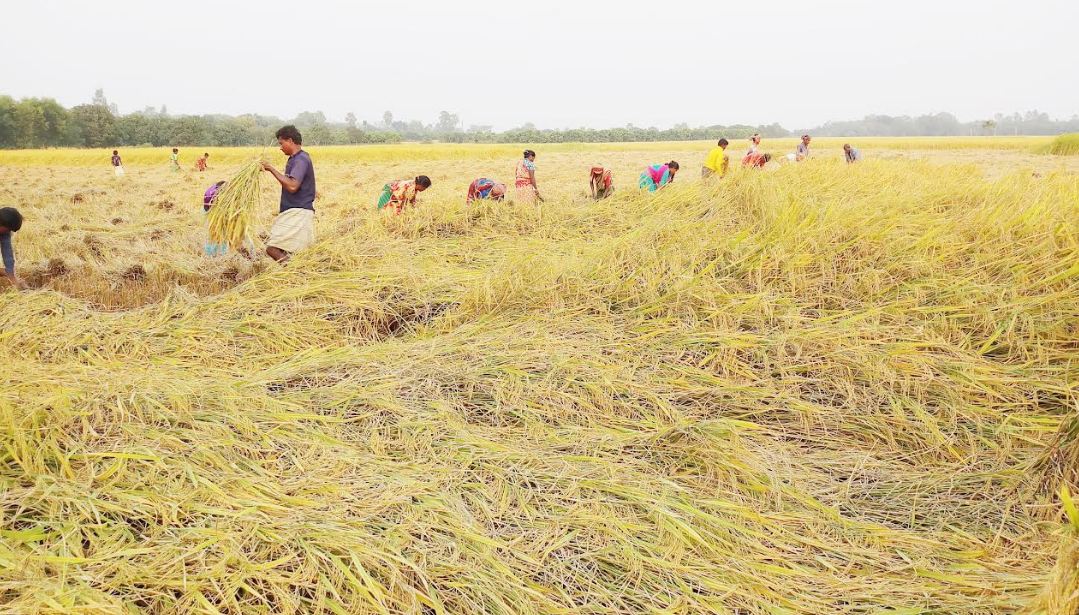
[0,137,1077,614]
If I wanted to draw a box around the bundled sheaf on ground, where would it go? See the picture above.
[1,151,1078,614]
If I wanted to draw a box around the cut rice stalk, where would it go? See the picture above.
[207,159,263,249]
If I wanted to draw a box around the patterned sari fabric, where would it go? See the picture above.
[638,164,671,192]
[467,178,504,203]
[515,159,537,203]
[377,180,418,214]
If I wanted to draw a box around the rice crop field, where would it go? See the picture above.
[1,139,1077,614]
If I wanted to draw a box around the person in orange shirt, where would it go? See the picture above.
[377,176,432,214]
[195,153,209,172]
[742,152,772,168]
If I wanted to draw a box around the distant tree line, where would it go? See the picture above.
[805,111,1079,137]
[1,90,1076,149]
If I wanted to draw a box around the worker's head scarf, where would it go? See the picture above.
[591,166,613,188]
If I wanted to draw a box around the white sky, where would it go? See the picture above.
[4,0,1077,130]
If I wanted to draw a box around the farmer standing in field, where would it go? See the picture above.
[701,139,730,178]
[377,176,432,213]
[111,150,124,177]
[589,166,614,199]
[796,135,811,161]
[195,153,209,172]
[638,161,679,192]
[466,178,506,204]
[514,150,543,203]
[170,148,181,172]
[844,144,862,163]
[261,125,316,263]
[0,207,26,290]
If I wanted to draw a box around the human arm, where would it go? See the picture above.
[1,234,24,290]
[529,168,544,201]
[262,158,305,194]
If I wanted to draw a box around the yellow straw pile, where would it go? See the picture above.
[206,159,263,249]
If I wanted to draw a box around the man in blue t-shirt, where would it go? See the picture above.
[261,125,316,263]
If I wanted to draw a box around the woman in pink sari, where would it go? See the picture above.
[514,150,544,203]
[638,161,679,192]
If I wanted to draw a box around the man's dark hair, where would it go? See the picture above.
[718,138,728,147]
[172,148,178,153]
[0,207,23,232]
[415,175,432,188]
[204,152,210,157]
[523,149,535,158]
[667,161,680,170]
[275,125,303,145]
[215,180,226,187]
[112,150,118,155]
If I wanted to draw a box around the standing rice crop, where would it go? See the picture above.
[206,159,263,249]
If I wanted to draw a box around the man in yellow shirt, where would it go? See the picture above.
[702,138,730,178]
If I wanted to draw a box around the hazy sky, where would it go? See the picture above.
[4,0,1076,130]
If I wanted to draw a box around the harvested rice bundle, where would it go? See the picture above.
[206,159,263,249]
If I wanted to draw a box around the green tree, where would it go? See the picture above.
[436,111,460,133]
[70,104,116,147]
[13,100,46,148]
[0,96,17,148]
[38,98,71,146]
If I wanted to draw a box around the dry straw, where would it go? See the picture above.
[206,159,264,249]
[0,149,1077,613]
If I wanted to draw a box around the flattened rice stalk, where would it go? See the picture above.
[207,159,263,249]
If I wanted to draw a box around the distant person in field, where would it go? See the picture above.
[743,152,772,168]
[466,178,506,204]
[844,144,862,163]
[796,135,812,161]
[203,180,228,257]
[261,125,316,263]
[195,153,209,172]
[589,166,614,199]
[701,139,730,178]
[638,161,679,192]
[111,150,124,177]
[515,150,544,203]
[745,133,761,158]
[0,207,26,290]
[377,176,432,214]
[170,148,180,171]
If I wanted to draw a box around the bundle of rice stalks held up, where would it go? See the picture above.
[206,159,263,249]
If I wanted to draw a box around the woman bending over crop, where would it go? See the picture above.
[590,166,614,199]
[514,150,544,203]
[638,161,679,192]
[466,178,506,204]
[202,181,229,257]
[742,152,772,168]
[377,176,432,214]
